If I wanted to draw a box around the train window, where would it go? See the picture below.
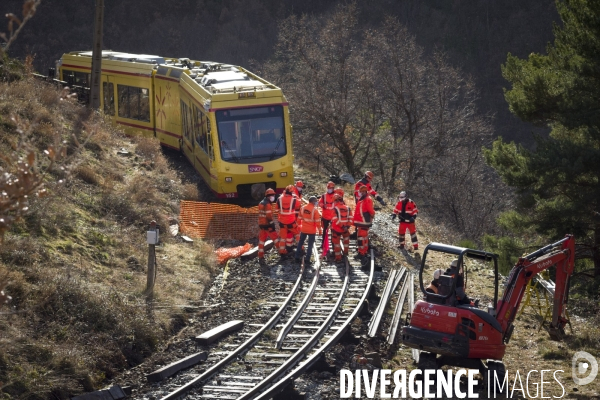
[180,100,193,142]
[63,70,89,87]
[169,69,182,79]
[194,106,208,153]
[117,85,150,122]
[103,82,115,116]
[215,105,286,163]
[157,66,169,76]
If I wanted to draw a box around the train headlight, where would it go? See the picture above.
[225,177,232,182]
[280,172,287,177]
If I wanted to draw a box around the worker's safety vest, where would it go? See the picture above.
[258,198,274,227]
[300,203,321,234]
[276,193,298,224]
[393,199,418,222]
[354,178,377,202]
[331,202,352,233]
[319,192,336,221]
[353,195,375,227]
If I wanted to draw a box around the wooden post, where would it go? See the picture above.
[89,0,104,109]
[145,220,157,297]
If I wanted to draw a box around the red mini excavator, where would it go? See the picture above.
[401,235,575,385]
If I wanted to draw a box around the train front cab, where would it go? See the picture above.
[178,73,294,199]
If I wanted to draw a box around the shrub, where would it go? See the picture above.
[134,136,161,159]
[74,165,100,185]
[181,183,199,200]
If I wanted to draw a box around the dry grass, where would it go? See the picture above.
[181,183,200,200]
[0,75,217,399]
[74,165,101,185]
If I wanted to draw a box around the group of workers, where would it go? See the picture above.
[257,171,420,264]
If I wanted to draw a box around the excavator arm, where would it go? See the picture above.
[495,235,575,341]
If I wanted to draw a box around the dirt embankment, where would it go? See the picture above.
[0,76,217,399]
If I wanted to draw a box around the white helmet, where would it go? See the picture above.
[433,269,443,280]
[399,191,407,200]
[450,259,459,268]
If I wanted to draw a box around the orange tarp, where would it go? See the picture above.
[215,243,252,264]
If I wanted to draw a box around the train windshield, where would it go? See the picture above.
[215,105,286,163]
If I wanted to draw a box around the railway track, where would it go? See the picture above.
[144,238,374,400]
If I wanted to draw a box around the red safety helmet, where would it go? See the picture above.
[265,188,276,196]
[365,171,374,180]
[295,180,304,188]
[326,181,335,189]
[333,188,344,201]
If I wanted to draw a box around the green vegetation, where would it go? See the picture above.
[485,0,600,282]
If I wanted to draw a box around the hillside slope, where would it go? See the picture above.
[0,73,217,398]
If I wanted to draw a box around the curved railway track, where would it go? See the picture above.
[146,239,374,400]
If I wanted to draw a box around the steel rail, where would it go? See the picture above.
[252,249,375,400]
[408,271,419,362]
[160,263,307,400]
[368,266,406,337]
[275,243,321,349]
[387,275,410,344]
[369,270,397,326]
[237,252,351,400]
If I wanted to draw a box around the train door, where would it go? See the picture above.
[193,105,211,183]
[207,113,218,191]
[180,99,197,174]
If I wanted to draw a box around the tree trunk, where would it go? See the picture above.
[594,226,600,277]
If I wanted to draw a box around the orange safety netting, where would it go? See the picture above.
[215,243,252,265]
[179,200,265,240]
[179,197,356,241]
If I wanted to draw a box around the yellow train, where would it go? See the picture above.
[58,51,294,199]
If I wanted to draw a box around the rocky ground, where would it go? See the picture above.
[104,151,599,399]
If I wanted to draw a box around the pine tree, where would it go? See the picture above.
[485,0,600,276]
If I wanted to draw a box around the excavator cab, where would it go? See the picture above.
[419,243,499,310]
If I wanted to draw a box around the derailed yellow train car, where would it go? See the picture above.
[59,51,294,199]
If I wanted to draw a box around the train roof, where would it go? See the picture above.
[61,50,284,103]
[73,51,166,65]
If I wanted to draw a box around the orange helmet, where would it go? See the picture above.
[265,188,276,196]
[285,184,295,193]
[295,180,304,188]
[365,171,374,180]
[327,181,335,189]
[333,188,344,201]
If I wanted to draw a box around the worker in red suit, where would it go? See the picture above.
[354,171,386,206]
[353,185,375,259]
[391,191,419,250]
[330,189,352,262]
[276,185,301,255]
[257,188,279,261]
